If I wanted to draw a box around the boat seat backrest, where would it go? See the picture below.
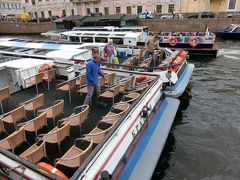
[0,119,6,134]
[35,73,44,84]
[20,140,46,164]
[31,93,44,109]
[57,121,70,143]
[52,100,64,118]
[0,127,26,153]
[46,69,56,80]
[68,78,77,90]
[31,112,47,134]
[0,86,10,101]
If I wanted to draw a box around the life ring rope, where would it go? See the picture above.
[189,37,199,47]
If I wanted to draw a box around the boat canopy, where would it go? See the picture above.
[45,49,92,61]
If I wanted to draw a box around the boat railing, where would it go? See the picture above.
[159,35,215,44]
[99,61,183,71]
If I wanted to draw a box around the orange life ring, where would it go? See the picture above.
[189,37,199,47]
[167,36,178,47]
[37,162,68,179]
[38,64,52,73]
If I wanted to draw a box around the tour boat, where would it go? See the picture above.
[59,26,219,58]
[0,57,180,179]
[0,38,194,98]
[216,24,240,39]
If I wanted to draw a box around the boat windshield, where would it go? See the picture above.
[224,25,236,32]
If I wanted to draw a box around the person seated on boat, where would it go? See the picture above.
[83,51,106,106]
[104,39,116,64]
[145,34,160,70]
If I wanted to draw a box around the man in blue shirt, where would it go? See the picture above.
[83,51,105,106]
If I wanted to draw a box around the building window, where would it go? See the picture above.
[34,12,38,18]
[39,0,42,2]
[116,7,121,14]
[137,6,142,14]
[95,8,99,13]
[156,5,162,14]
[228,0,236,10]
[126,6,131,14]
[71,9,74,15]
[104,7,109,15]
[48,11,52,17]
[25,0,28,3]
[168,4,174,13]
[62,10,66,18]
[41,11,44,18]
[87,8,90,15]
[31,0,35,5]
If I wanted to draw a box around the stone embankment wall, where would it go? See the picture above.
[0,18,240,34]
[0,21,56,34]
[137,18,240,33]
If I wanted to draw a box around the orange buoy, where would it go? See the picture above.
[167,36,178,47]
[38,64,52,73]
[178,50,187,58]
[136,75,147,83]
[37,162,68,179]
[189,37,199,47]
[171,56,183,72]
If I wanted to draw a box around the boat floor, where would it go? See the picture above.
[0,81,125,177]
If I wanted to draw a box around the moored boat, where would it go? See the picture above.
[0,38,194,98]
[216,24,240,39]
[0,57,180,179]
[59,26,219,58]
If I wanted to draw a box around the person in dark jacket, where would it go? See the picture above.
[83,51,105,105]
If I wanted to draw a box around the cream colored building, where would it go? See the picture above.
[72,0,181,15]
[22,0,75,18]
[22,0,181,18]
[22,0,240,18]
[0,0,23,14]
[181,0,240,13]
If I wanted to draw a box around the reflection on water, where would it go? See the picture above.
[152,39,240,180]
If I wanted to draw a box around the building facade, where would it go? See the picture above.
[72,0,181,16]
[20,0,240,19]
[0,0,23,14]
[22,0,181,18]
[22,0,76,18]
[181,0,240,13]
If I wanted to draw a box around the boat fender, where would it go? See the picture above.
[178,50,187,58]
[136,75,147,83]
[38,64,52,73]
[36,162,68,179]
[189,37,199,47]
[167,36,178,47]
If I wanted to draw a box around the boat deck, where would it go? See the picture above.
[0,78,125,177]
[0,69,158,178]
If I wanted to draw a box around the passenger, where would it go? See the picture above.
[104,39,116,64]
[83,51,106,106]
[145,34,160,69]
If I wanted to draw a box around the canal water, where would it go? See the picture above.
[1,35,240,179]
[153,39,240,180]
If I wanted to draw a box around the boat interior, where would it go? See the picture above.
[0,67,158,178]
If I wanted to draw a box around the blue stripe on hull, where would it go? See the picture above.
[118,100,169,180]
